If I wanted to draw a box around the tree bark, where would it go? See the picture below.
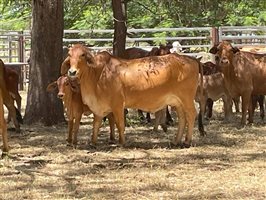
[24,0,65,125]
[112,0,127,57]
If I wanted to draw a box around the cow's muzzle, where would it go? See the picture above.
[57,93,64,99]
[68,68,77,77]
[220,57,229,65]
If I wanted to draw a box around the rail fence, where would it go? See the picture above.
[0,26,265,90]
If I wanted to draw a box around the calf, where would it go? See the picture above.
[210,41,266,125]
[195,73,233,133]
[63,44,201,148]
[47,76,115,147]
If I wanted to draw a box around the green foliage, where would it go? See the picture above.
[0,0,265,31]
[0,0,31,30]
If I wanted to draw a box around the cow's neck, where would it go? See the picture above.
[79,65,106,116]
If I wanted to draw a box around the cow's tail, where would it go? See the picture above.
[197,60,206,136]
[15,107,23,124]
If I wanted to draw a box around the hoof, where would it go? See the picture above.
[109,139,116,145]
[161,124,168,132]
[87,143,97,151]
[181,142,191,149]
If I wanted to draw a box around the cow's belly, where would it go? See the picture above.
[125,93,181,113]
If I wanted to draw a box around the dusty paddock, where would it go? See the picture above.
[0,90,266,200]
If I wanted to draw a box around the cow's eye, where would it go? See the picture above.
[81,53,85,57]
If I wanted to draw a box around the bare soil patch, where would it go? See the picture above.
[0,91,265,199]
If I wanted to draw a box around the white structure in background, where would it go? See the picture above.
[171,41,182,53]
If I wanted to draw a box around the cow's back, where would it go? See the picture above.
[117,54,199,110]
[233,52,266,94]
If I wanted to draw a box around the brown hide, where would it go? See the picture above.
[122,45,173,129]
[202,61,219,75]
[0,59,21,133]
[122,44,172,59]
[65,44,199,147]
[195,73,233,121]
[5,67,22,123]
[210,41,266,124]
[47,76,115,147]
[5,67,21,109]
[0,62,8,154]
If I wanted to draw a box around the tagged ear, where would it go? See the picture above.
[232,47,240,54]
[46,81,58,92]
[61,56,70,75]
[209,44,219,54]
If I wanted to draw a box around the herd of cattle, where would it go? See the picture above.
[0,40,266,156]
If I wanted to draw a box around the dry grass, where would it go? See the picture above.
[0,90,266,200]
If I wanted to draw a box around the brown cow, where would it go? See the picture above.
[5,67,22,122]
[63,44,200,148]
[123,44,173,126]
[47,75,115,147]
[195,72,233,133]
[0,59,22,133]
[210,41,266,125]
[0,63,8,155]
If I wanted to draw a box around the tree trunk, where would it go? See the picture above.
[112,0,127,57]
[24,0,65,125]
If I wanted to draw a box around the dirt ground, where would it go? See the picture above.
[0,90,265,200]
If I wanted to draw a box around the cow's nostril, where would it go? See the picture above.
[68,69,77,77]
[58,94,64,99]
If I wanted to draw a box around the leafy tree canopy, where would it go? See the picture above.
[0,0,265,31]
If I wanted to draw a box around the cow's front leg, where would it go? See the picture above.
[91,115,103,145]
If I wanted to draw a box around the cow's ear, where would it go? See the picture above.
[94,51,111,67]
[61,56,70,75]
[46,81,57,92]
[232,47,240,54]
[85,48,96,66]
[209,44,219,54]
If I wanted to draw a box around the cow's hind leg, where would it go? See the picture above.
[173,105,186,147]
[183,100,197,148]
[0,93,8,154]
[106,113,116,143]
[154,107,167,132]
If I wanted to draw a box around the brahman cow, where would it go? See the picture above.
[210,41,266,125]
[0,59,23,133]
[62,44,201,148]
[123,44,173,126]
[0,63,8,155]
[47,75,115,147]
